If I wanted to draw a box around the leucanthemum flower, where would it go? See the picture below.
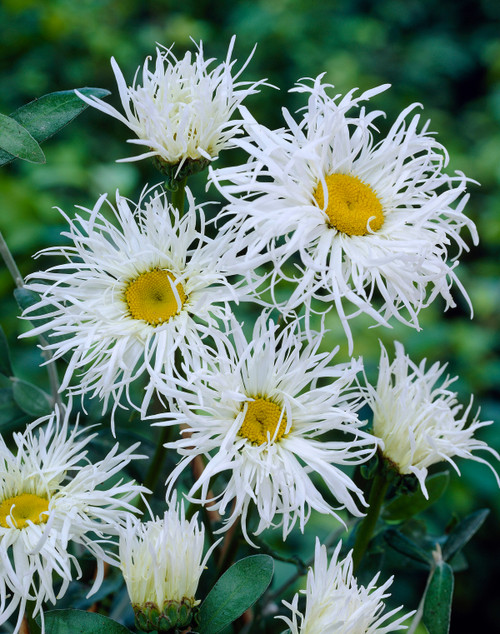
[278,539,413,633]
[367,341,500,496]
[76,37,265,176]
[155,313,379,543]
[210,76,478,351]
[120,495,218,632]
[0,405,145,633]
[22,187,240,422]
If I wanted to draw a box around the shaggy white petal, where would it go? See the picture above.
[278,539,413,633]
[120,496,216,608]
[368,341,500,496]
[0,405,146,633]
[76,37,265,166]
[21,187,240,423]
[152,313,378,542]
[210,77,477,352]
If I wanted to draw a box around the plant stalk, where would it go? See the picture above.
[352,470,389,572]
[171,177,187,215]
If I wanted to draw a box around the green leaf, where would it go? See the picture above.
[0,326,13,376]
[384,529,433,566]
[11,378,53,417]
[423,561,454,634]
[383,472,450,522]
[442,509,490,562]
[0,386,28,430]
[198,555,274,634]
[0,113,46,163]
[15,287,54,328]
[0,87,110,167]
[40,610,132,634]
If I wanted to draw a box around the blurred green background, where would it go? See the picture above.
[1,0,499,630]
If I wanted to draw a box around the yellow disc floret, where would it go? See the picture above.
[125,268,187,326]
[313,173,384,236]
[0,493,49,529]
[238,398,289,445]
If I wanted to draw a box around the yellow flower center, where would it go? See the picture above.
[313,173,384,236]
[0,493,49,529]
[238,398,289,445]
[125,269,186,326]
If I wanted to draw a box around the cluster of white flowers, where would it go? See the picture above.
[3,36,497,633]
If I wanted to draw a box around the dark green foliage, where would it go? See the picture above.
[0,88,109,166]
[423,561,455,634]
[40,610,133,634]
[198,555,274,634]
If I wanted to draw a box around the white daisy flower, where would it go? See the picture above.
[0,405,145,634]
[278,539,413,633]
[210,76,478,351]
[22,187,239,422]
[368,341,500,496]
[120,495,217,632]
[76,37,265,180]
[156,313,378,542]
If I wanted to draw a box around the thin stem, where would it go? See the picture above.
[171,177,187,215]
[1,229,62,407]
[22,601,41,634]
[137,424,171,515]
[0,229,24,288]
[352,470,390,572]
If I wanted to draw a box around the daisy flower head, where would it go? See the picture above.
[76,37,266,185]
[278,539,413,633]
[0,405,146,633]
[368,341,500,496]
[210,76,478,351]
[158,313,379,543]
[120,494,217,632]
[22,187,239,422]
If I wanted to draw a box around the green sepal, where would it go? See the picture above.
[359,452,379,480]
[383,471,450,522]
[198,555,274,634]
[442,508,490,562]
[133,599,199,632]
[0,87,110,167]
[153,156,210,191]
[423,561,454,634]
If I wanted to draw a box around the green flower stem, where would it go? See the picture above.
[352,470,390,572]
[0,228,24,288]
[137,424,171,514]
[171,177,187,215]
[22,601,41,634]
[0,229,61,408]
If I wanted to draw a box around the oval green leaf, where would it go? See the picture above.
[198,555,274,634]
[423,561,454,634]
[40,610,132,634]
[442,509,490,562]
[0,113,46,163]
[0,87,110,167]
[383,472,450,522]
[11,378,53,417]
[384,528,433,566]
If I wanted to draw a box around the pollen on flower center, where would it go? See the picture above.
[125,268,187,326]
[0,493,49,529]
[313,173,384,236]
[238,398,288,445]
